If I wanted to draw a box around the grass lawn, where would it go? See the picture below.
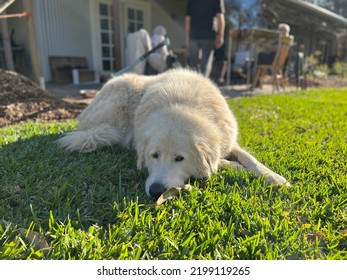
[0,88,346,260]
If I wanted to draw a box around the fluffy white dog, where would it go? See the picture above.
[58,69,290,198]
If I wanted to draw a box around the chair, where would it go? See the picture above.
[252,35,294,92]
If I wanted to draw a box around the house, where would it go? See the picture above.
[1,0,347,84]
[1,0,186,84]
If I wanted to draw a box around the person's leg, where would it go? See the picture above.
[199,39,215,76]
[188,40,200,71]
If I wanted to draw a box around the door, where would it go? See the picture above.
[95,0,151,72]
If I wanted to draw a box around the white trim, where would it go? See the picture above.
[89,0,100,73]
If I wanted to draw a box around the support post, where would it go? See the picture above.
[0,10,15,70]
[226,34,232,86]
[22,0,42,84]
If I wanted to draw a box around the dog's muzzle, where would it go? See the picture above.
[149,182,167,199]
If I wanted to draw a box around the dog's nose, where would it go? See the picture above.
[149,182,166,199]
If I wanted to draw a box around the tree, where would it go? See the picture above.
[224,0,264,28]
[333,0,347,18]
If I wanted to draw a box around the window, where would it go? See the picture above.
[99,3,114,72]
[127,7,144,33]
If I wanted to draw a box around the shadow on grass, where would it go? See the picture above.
[1,132,254,229]
[0,133,150,229]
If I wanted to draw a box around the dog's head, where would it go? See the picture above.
[135,107,221,198]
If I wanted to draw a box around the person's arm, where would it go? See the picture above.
[185,15,191,48]
[215,13,225,48]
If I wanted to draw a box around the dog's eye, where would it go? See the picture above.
[152,152,159,159]
[175,155,184,162]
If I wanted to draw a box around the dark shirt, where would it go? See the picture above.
[186,0,225,40]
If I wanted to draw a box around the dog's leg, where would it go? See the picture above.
[219,159,246,171]
[229,145,291,186]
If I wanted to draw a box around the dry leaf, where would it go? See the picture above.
[19,228,50,252]
[152,184,192,206]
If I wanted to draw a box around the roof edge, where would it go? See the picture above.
[281,0,347,26]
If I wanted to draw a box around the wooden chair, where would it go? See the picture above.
[252,35,294,92]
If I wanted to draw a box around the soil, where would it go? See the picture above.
[305,76,347,88]
[0,69,87,127]
[1,69,346,127]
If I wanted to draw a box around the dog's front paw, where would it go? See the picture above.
[267,173,291,187]
[219,159,246,171]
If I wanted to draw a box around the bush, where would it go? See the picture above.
[304,53,332,78]
[332,61,347,77]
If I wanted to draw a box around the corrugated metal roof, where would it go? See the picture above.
[280,0,347,26]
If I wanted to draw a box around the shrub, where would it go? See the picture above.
[332,61,347,77]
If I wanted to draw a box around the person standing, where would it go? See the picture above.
[185,0,225,77]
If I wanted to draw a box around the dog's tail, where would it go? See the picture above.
[230,145,291,186]
[57,123,123,153]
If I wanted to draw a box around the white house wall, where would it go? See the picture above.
[33,0,94,81]
[4,0,186,81]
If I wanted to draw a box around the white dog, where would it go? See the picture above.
[58,69,290,198]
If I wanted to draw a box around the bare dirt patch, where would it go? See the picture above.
[305,76,347,88]
[0,70,87,127]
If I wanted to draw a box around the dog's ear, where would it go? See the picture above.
[136,154,145,170]
[196,141,220,177]
[136,139,147,170]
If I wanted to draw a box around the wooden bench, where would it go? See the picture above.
[49,56,99,84]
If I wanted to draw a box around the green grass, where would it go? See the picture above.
[0,88,346,260]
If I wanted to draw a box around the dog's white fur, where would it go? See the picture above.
[58,69,290,197]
